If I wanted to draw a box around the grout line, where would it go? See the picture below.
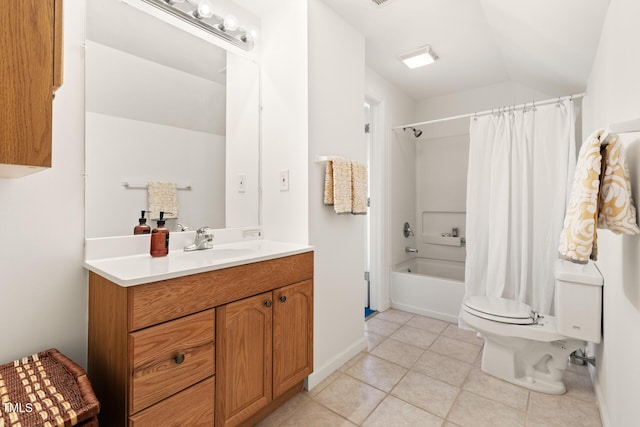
[269,398,312,427]
[304,310,601,426]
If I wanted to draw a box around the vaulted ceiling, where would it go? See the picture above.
[320,0,611,100]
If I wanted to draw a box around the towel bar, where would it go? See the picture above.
[122,181,192,190]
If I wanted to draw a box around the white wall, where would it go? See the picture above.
[226,54,260,228]
[416,135,468,262]
[260,0,309,244]
[306,0,367,387]
[365,68,415,299]
[0,2,87,365]
[584,0,640,425]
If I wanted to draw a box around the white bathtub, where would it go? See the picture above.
[391,258,465,323]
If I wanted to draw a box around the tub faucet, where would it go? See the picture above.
[403,222,415,238]
[405,247,419,253]
[184,226,214,251]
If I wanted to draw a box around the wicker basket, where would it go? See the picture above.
[0,349,99,427]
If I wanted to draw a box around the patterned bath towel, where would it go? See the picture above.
[558,131,603,263]
[324,157,352,214]
[351,160,368,215]
[559,130,639,263]
[148,181,178,220]
[598,135,640,234]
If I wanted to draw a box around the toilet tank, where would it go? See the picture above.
[554,259,603,343]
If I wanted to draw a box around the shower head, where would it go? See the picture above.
[403,127,423,138]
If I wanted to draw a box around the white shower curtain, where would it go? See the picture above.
[463,100,576,315]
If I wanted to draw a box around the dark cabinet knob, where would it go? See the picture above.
[174,354,185,364]
[265,300,272,307]
[279,295,287,303]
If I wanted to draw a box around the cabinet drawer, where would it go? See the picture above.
[128,252,313,331]
[130,377,215,427]
[130,309,215,414]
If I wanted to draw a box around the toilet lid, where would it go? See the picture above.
[463,296,535,325]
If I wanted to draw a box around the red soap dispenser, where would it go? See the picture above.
[150,211,170,257]
[134,210,151,235]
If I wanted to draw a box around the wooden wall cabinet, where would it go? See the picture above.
[88,252,313,427]
[0,0,64,178]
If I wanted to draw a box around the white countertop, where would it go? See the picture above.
[84,239,313,287]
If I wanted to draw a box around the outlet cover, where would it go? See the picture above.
[279,170,289,191]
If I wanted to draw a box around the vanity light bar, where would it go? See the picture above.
[139,0,254,51]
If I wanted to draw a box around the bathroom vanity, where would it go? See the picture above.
[85,240,313,427]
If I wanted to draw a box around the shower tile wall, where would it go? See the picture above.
[416,134,469,261]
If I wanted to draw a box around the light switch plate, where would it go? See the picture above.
[238,174,246,192]
[279,170,289,191]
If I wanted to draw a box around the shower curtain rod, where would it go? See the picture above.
[393,92,586,130]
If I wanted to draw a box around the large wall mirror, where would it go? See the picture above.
[85,0,260,238]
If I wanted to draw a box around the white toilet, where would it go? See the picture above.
[462,259,603,394]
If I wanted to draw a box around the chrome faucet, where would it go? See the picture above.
[403,222,415,238]
[405,247,419,253]
[184,226,214,251]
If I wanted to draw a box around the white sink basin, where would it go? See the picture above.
[173,247,257,262]
[84,240,313,287]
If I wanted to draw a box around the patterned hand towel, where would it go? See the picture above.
[351,161,368,215]
[558,131,602,263]
[597,135,640,234]
[324,159,336,205]
[324,157,352,214]
[148,181,178,220]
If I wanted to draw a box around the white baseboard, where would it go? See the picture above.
[589,364,610,427]
[305,336,367,390]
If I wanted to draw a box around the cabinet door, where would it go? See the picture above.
[273,280,314,397]
[0,0,55,173]
[216,292,273,427]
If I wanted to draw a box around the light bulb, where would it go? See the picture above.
[242,29,257,43]
[221,14,239,32]
[193,1,214,19]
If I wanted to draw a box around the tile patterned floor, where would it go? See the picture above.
[257,309,602,427]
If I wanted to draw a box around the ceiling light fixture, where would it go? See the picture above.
[140,0,255,50]
[400,45,439,69]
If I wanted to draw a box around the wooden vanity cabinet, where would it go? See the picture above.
[216,292,273,427]
[216,280,313,427]
[273,280,314,397]
[0,0,64,178]
[88,252,313,427]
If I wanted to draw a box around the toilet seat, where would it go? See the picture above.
[461,308,566,342]
[463,296,535,325]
